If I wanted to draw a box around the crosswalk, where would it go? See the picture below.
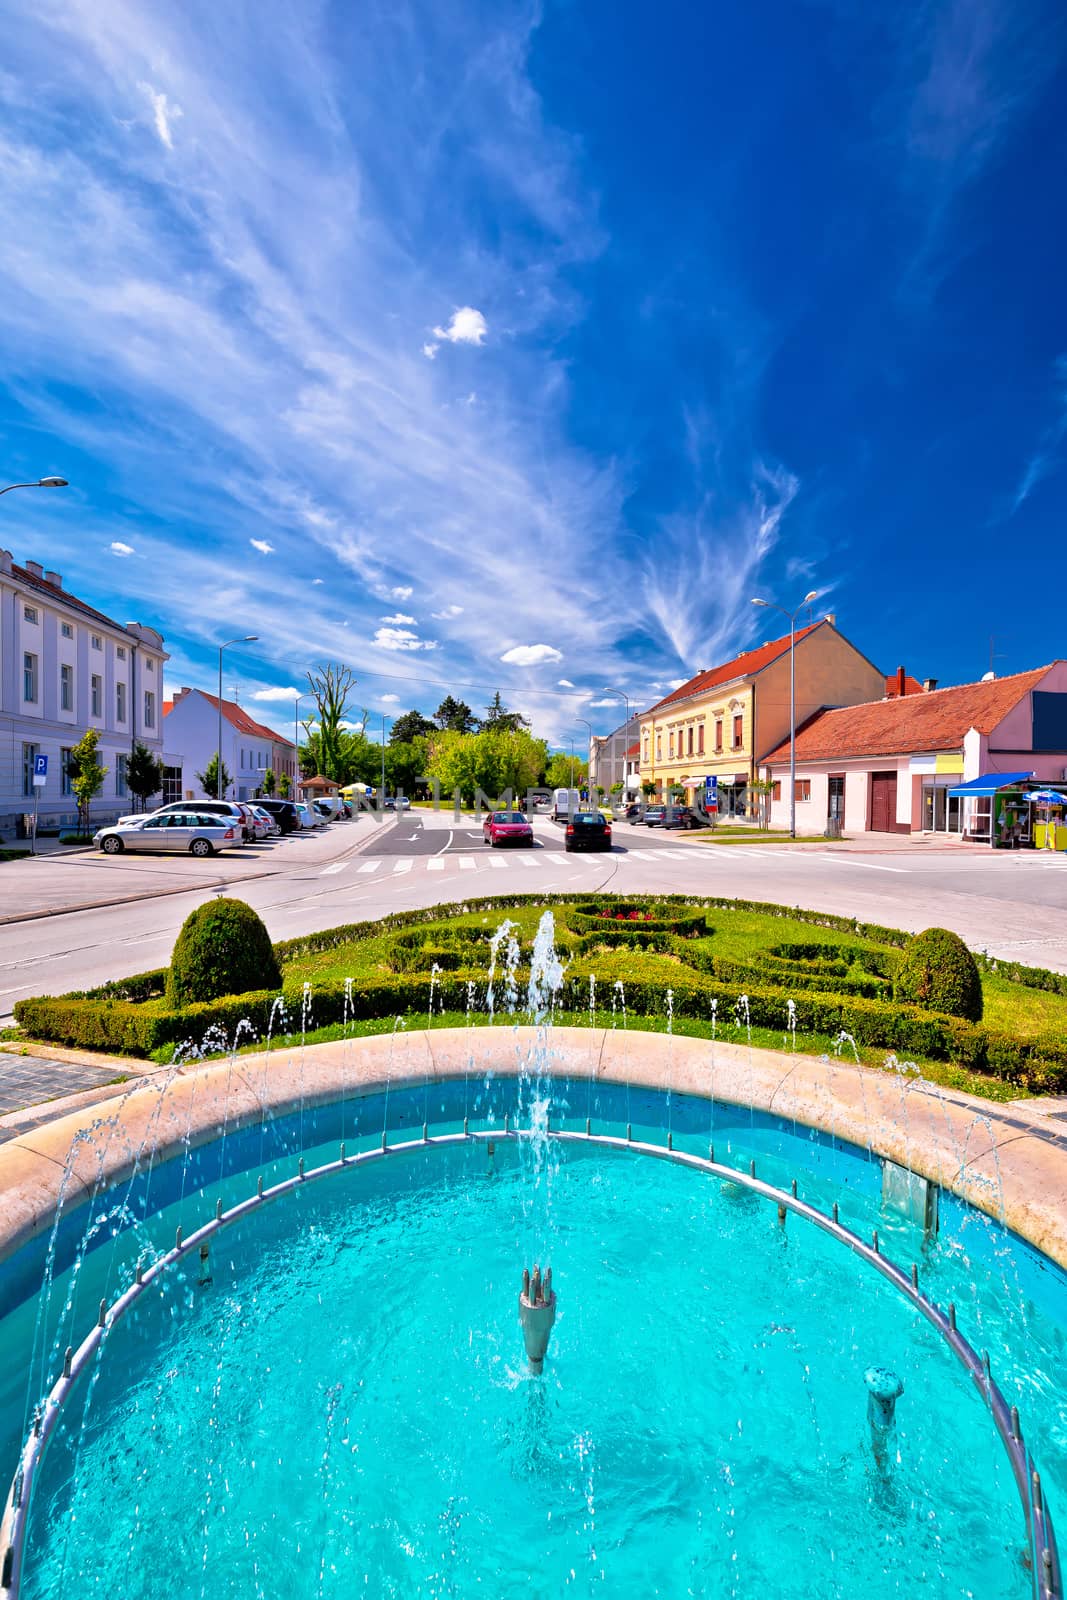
[326,847,695,879]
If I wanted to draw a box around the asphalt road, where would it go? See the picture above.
[1,809,1065,1022]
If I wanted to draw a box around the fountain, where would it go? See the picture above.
[0,910,1064,1599]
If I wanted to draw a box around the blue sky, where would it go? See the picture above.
[0,0,1064,744]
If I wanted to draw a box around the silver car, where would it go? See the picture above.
[93,810,242,857]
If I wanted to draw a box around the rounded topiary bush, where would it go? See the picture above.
[894,927,983,1021]
[167,897,282,1007]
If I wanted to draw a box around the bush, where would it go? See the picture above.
[166,898,282,1007]
[895,927,983,1022]
[59,831,95,846]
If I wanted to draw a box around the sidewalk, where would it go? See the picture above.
[0,1043,161,1144]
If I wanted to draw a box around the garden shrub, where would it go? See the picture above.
[895,927,983,1022]
[166,898,282,1007]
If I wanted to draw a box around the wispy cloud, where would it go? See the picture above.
[432,306,488,346]
[389,586,414,601]
[1013,353,1067,512]
[557,678,575,688]
[373,626,437,652]
[431,604,463,619]
[250,538,274,554]
[380,611,415,624]
[109,540,135,557]
[251,685,300,702]
[138,81,182,150]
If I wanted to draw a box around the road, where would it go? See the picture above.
[1,809,1066,1021]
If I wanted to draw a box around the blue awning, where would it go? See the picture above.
[947,771,1033,797]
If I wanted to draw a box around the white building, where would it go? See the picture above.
[0,549,169,835]
[163,688,297,803]
[588,714,642,795]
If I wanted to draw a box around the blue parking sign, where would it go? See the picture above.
[704,775,718,805]
[33,754,48,785]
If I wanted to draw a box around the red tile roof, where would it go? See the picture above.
[165,689,295,748]
[646,622,824,714]
[762,667,1054,764]
[625,741,640,758]
[11,560,132,631]
[884,670,924,697]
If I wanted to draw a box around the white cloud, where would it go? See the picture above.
[109,540,135,557]
[500,643,563,666]
[380,693,400,703]
[373,626,437,652]
[390,586,414,600]
[587,697,622,708]
[252,685,300,702]
[250,538,274,554]
[557,678,575,688]
[138,81,182,150]
[669,678,686,689]
[431,604,463,619]
[311,577,324,585]
[432,307,488,346]
[422,343,438,360]
[380,611,415,624]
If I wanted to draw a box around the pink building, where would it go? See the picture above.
[760,663,1067,836]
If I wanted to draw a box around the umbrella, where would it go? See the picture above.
[1028,790,1067,806]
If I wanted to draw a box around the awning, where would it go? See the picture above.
[947,771,1033,797]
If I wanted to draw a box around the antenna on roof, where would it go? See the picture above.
[230,683,240,703]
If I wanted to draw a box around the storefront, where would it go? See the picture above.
[946,772,1034,847]
[1030,789,1067,851]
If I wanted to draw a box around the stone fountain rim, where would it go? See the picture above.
[0,1026,1065,1275]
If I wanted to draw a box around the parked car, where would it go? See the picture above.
[564,811,612,852]
[312,800,336,823]
[257,798,301,834]
[552,788,583,821]
[93,812,241,857]
[662,805,710,831]
[293,802,322,829]
[118,800,249,840]
[623,803,645,824]
[249,804,281,837]
[642,804,667,827]
[483,810,534,848]
[382,795,412,811]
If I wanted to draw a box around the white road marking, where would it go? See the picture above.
[319,860,350,876]
[457,856,477,870]
[488,857,507,870]
[435,831,453,855]
[356,860,382,874]
[515,855,540,867]
[393,859,413,874]
[545,853,567,865]
[821,856,908,874]
[427,859,445,871]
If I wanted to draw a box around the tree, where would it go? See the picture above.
[261,768,277,796]
[306,663,358,780]
[386,736,430,795]
[195,753,233,798]
[67,729,108,834]
[389,709,435,744]
[278,772,292,798]
[544,752,588,790]
[434,695,477,734]
[127,742,165,812]
[641,780,658,798]
[480,689,529,734]
[427,728,547,803]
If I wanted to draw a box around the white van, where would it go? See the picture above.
[551,788,582,820]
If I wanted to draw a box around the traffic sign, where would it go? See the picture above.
[32,754,48,788]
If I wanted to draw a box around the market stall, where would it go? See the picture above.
[1030,789,1067,851]
[946,771,1034,846]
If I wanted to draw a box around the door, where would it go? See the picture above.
[869,772,897,832]
[827,775,845,824]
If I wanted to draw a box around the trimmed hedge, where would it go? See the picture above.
[569,903,709,937]
[895,927,983,1022]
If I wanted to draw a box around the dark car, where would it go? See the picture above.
[257,798,301,834]
[662,806,709,831]
[624,803,645,824]
[564,811,612,852]
[642,804,667,827]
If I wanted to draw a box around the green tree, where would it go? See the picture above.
[126,742,165,812]
[67,728,108,833]
[386,736,430,795]
[306,663,358,780]
[544,751,588,790]
[278,772,292,798]
[195,752,233,798]
[480,689,528,733]
[390,709,435,744]
[261,767,277,796]
[427,729,546,803]
[434,695,477,733]
[641,780,658,798]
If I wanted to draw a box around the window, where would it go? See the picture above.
[144,690,155,729]
[61,747,73,796]
[732,714,743,749]
[91,634,102,651]
[117,645,126,661]
[656,736,662,760]
[687,727,694,757]
[698,724,705,755]
[714,718,723,751]
[116,681,127,723]
[116,753,128,798]
[144,657,154,673]
[60,663,73,711]
[23,605,38,624]
[23,652,38,702]
[22,743,39,797]
[668,732,675,758]
[91,674,102,718]
[771,781,782,802]
[642,739,649,764]
[61,621,74,640]
[795,779,812,802]
[163,766,183,805]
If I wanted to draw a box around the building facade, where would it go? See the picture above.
[0,549,168,834]
[760,663,1067,835]
[163,688,297,802]
[638,618,886,813]
[588,715,642,795]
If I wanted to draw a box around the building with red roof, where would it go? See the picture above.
[637,616,886,812]
[163,687,297,804]
[760,663,1067,836]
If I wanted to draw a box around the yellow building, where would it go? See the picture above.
[638,617,885,815]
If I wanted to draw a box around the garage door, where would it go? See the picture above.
[870,771,897,832]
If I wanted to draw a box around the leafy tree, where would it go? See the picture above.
[386,736,430,795]
[427,729,547,803]
[544,751,588,790]
[67,729,108,833]
[434,695,477,734]
[195,753,233,799]
[301,722,379,786]
[127,742,165,812]
[306,663,358,780]
[278,772,292,798]
[261,767,276,796]
[480,689,529,733]
[390,709,435,744]
[641,780,658,798]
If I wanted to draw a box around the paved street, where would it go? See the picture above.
[1,809,1066,1023]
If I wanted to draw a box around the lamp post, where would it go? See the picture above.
[597,686,631,793]
[750,591,818,838]
[217,637,258,798]
[381,715,390,799]
[574,716,593,802]
[0,477,69,499]
[292,692,311,793]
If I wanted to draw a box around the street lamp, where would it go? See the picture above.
[574,716,593,801]
[598,686,631,793]
[217,636,258,798]
[292,692,311,791]
[750,591,819,838]
[0,477,69,497]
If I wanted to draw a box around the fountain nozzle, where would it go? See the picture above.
[865,1365,904,1431]
[519,1264,556,1375]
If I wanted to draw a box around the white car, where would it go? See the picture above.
[293,802,322,830]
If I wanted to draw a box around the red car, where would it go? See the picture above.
[483,810,535,847]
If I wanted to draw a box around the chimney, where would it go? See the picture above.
[0,549,11,574]
[44,570,62,589]
[25,560,43,579]
[895,666,906,697]
[174,686,192,700]
[824,612,836,626]
[923,678,938,693]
